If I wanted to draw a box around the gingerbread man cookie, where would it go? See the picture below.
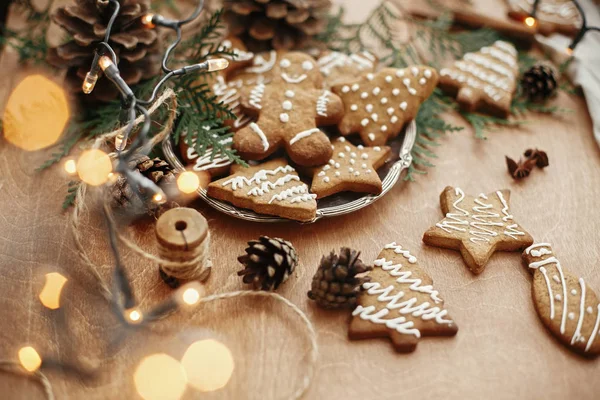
[332,66,438,146]
[306,137,390,199]
[507,0,582,37]
[234,52,345,167]
[523,243,600,357]
[317,51,377,87]
[439,40,519,118]
[423,186,534,274]
[207,158,317,222]
[350,242,458,353]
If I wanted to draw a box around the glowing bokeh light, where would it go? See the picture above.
[3,75,69,151]
[76,149,113,186]
[524,17,537,27]
[38,272,68,310]
[182,288,200,306]
[177,171,201,194]
[18,346,42,372]
[126,308,143,324]
[181,339,234,392]
[134,354,187,400]
[64,159,77,175]
[176,282,204,307]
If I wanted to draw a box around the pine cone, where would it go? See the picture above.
[237,236,298,290]
[521,63,557,102]
[109,155,176,212]
[47,0,162,102]
[307,248,372,309]
[224,0,332,51]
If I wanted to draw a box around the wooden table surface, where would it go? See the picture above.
[1,0,599,399]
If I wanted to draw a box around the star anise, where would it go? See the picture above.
[505,148,549,180]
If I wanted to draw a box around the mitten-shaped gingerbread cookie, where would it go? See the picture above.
[350,242,458,353]
[523,243,600,357]
[507,0,582,37]
[333,66,438,145]
[439,40,518,118]
[234,52,344,167]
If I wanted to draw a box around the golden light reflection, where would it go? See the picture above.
[176,282,204,307]
[3,75,69,151]
[64,159,77,175]
[18,346,42,372]
[38,272,68,310]
[76,149,113,186]
[524,17,537,27]
[181,339,234,392]
[125,307,143,325]
[134,354,187,400]
[177,171,201,194]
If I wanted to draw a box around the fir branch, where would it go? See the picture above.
[459,111,520,140]
[63,180,81,210]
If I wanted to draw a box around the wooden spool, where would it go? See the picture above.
[155,207,212,287]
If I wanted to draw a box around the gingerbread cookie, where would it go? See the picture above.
[507,0,582,37]
[423,186,533,274]
[306,137,390,199]
[179,133,233,177]
[332,66,438,146]
[439,40,519,118]
[523,243,600,357]
[350,242,458,353]
[219,37,254,77]
[234,52,345,167]
[317,51,377,87]
[207,158,317,222]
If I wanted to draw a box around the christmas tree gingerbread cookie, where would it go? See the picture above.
[507,0,582,37]
[234,52,345,167]
[439,40,519,118]
[423,186,534,274]
[317,51,377,87]
[332,66,438,145]
[523,243,600,357]
[349,242,458,353]
[306,137,390,199]
[207,158,317,222]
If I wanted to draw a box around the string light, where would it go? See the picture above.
[176,282,203,307]
[39,272,68,310]
[177,171,201,194]
[82,71,98,94]
[524,16,537,28]
[114,133,126,151]
[207,58,229,72]
[18,346,42,372]
[107,172,119,185]
[141,13,156,29]
[125,307,144,324]
[64,159,77,174]
[152,192,166,204]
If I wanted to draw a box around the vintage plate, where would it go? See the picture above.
[162,121,416,223]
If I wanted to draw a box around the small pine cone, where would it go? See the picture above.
[109,155,176,212]
[223,0,332,51]
[237,236,298,291]
[307,248,372,309]
[46,0,162,102]
[521,63,557,102]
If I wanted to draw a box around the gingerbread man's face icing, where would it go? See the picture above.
[278,55,322,89]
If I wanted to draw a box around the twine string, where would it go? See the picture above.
[0,361,55,400]
[158,230,213,281]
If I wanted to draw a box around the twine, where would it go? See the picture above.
[67,89,319,398]
[0,361,55,400]
[158,230,213,281]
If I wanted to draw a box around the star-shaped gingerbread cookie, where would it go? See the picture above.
[307,137,390,199]
[332,66,438,145]
[207,158,317,222]
[423,186,533,274]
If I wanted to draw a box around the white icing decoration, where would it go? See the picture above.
[374,146,381,151]
[357,145,364,150]
[381,125,388,132]
[395,70,404,78]
[338,137,346,142]
[361,163,367,169]
[352,84,360,92]
[354,171,360,176]
[247,174,300,196]
[317,171,326,177]
[361,92,369,99]
[349,159,355,165]
[555,294,562,301]
[571,278,586,346]
[289,128,320,145]
[348,167,354,173]
[249,83,266,109]
[366,169,372,173]
[302,60,314,71]
[368,133,375,141]
[381,97,388,104]
[392,88,400,96]
[539,267,555,319]
[342,86,350,93]
[391,116,399,124]
[335,163,340,168]
[361,118,369,127]
[318,51,375,76]
[588,307,594,314]
[344,145,351,152]
[249,123,269,151]
[411,67,419,76]
[373,87,381,95]
[387,107,395,115]
[246,51,277,74]
[335,171,340,177]
[282,100,293,110]
[528,256,569,335]
[268,185,316,204]
[419,78,427,85]
[385,76,393,83]
[361,153,368,159]
[186,137,233,172]
[323,177,330,183]
[338,152,345,158]
[571,289,577,295]
[280,58,291,68]
[316,90,331,117]
[222,165,295,190]
[285,90,295,98]
[350,152,356,158]
[384,242,417,264]
[281,73,307,84]
[366,104,374,112]
[400,102,407,111]
[371,113,378,122]
[587,305,600,352]
[424,69,432,78]
[280,113,289,123]
[367,73,374,80]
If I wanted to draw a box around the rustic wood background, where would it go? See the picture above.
[1,0,599,399]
